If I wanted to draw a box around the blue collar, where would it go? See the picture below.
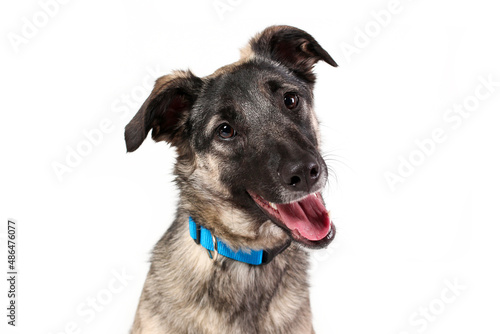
[188,217,290,266]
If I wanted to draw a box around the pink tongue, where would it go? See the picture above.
[276,194,331,241]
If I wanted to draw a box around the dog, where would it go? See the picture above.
[125,25,337,334]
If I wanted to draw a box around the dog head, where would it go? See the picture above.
[125,26,337,250]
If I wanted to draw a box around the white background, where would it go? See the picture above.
[1,0,500,333]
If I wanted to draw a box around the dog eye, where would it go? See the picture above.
[217,123,236,139]
[284,93,299,109]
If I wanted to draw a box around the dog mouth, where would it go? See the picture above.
[248,191,335,248]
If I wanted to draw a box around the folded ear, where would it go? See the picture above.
[125,70,203,152]
[245,25,337,83]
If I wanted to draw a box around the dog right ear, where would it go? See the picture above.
[243,25,337,83]
[124,71,203,152]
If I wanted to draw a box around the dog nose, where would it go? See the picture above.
[280,158,321,192]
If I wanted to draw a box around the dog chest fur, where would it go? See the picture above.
[132,214,314,334]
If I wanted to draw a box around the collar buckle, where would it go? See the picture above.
[207,233,219,262]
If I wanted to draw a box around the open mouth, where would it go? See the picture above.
[249,191,335,248]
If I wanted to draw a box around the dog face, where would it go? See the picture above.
[125,26,337,250]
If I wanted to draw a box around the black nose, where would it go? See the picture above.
[280,157,321,192]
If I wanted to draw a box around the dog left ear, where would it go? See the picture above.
[245,25,337,83]
[125,71,202,152]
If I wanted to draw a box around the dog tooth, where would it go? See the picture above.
[269,202,278,210]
